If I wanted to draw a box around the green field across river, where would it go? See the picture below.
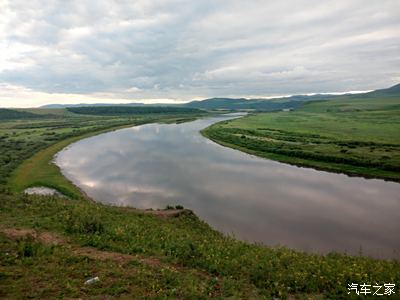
[202,95,400,181]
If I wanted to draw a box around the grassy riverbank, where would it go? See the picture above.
[8,120,166,199]
[202,94,400,181]
[1,109,206,197]
[2,193,399,299]
[1,108,399,298]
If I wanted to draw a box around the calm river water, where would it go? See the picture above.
[56,114,400,259]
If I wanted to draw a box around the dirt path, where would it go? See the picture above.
[1,228,161,267]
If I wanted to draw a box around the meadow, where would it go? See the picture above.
[202,95,400,181]
[0,107,399,299]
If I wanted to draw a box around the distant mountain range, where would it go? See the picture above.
[40,83,400,111]
[183,94,338,110]
[41,102,146,108]
[361,82,400,97]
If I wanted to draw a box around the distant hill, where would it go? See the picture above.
[183,94,338,111]
[39,94,338,111]
[66,106,202,116]
[183,84,400,110]
[0,108,47,120]
[363,83,400,97]
[41,102,145,108]
[40,83,400,112]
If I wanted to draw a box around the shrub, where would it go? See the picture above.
[17,236,54,258]
[64,208,105,235]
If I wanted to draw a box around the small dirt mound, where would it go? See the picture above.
[1,228,65,245]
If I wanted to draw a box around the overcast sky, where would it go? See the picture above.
[1,0,399,107]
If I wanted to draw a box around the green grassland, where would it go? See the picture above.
[202,95,400,181]
[1,106,399,298]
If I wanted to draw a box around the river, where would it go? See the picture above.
[56,114,400,259]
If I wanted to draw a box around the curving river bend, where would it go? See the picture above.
[56,114,400,259]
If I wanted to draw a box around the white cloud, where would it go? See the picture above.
[0,0,399,107]
[0,83,177,107]
[125,87,142,93]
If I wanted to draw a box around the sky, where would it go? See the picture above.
[0,0,399,108]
